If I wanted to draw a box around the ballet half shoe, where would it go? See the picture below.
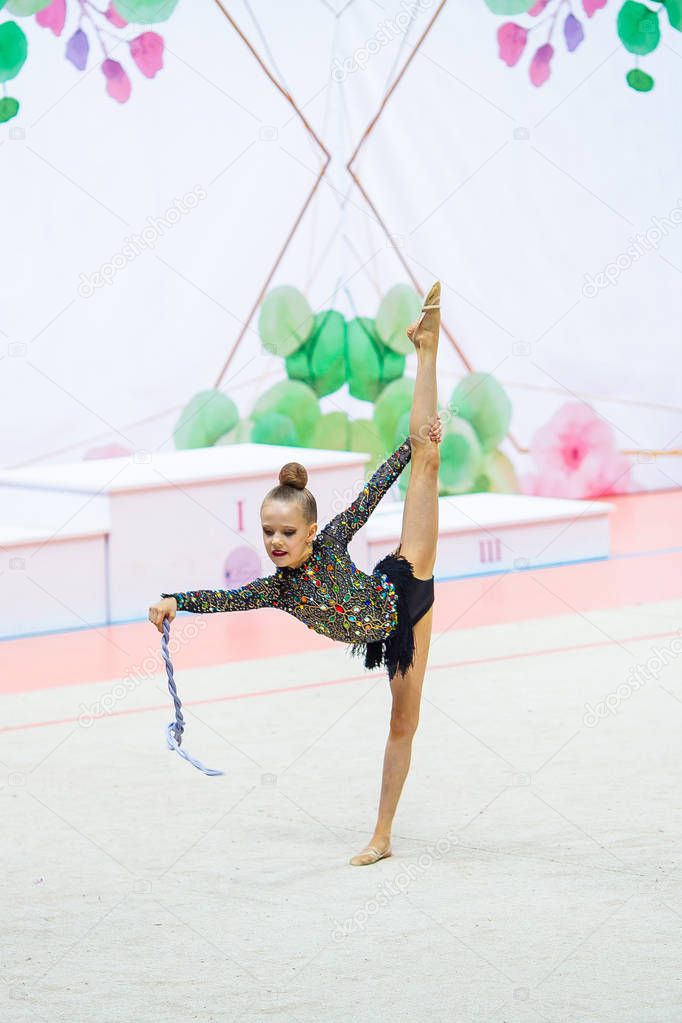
[421,280,441,312]
[411,280,441,347]
[349,845,392,866]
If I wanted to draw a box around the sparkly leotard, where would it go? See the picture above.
[160,437,412,649]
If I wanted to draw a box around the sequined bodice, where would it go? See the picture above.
[161,437,412,645]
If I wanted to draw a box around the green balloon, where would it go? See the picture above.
[372,377,414,450]
[5,0,51,13]
[481,449,520,494]
[0,21,27,82]
[617,1,660,55]
[450,372,512,453]
[284,342,311,382]
[0,96,19,122]
[380,344,406,384]
[251,411,298,446]
[311,411,350,450]
[310,309,346,396]
[392,408,411,450]
[346,317,382,401]
[251,379,320,446]
[110,0,179,22]
[215,417,254,445]
[349,417,385,480]
[439,418,483,494]
[310,360,346,398]
[259,285,314,358]
[375,284,421,355]
[174,389,239,450]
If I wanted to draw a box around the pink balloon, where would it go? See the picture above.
[497,22,527,67]
[102,59,131,103]
[36,0,66,36]
[129,31,164,79]
[528,0,551,13]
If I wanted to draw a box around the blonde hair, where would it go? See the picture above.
[262,461,317,525]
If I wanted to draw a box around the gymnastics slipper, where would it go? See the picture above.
[349,845,392,866]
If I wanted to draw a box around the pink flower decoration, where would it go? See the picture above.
[105,2,128,28]
[529,0,551,13]
[529,43,554,86]
[583,0,608,16]
[36,0,66,35]
[497,22,527,67]
[102,59,131,103]
[522,402,633,498]
[129,31,164,79]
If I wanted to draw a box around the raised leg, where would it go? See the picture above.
[399,287,441,580]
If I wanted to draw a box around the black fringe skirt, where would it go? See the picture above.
[347,548,435,681]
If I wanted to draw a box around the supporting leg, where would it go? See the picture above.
[350,606,434,866]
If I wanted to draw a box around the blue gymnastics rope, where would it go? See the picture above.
[161,616,224,777]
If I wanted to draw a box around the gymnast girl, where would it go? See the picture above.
[148,282,442,866]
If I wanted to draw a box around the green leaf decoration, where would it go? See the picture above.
[439,418,484,494]
[0,96,19,121]
[251,411,299,446]
[310,411,351,450]
[617,1,660,55]
[258,285,314,358]
[626,67,654,90]
[346,316,382,401]
[372,377,415,451]
[450,372,512,453]
[0,21,27,82]
[174,389,239,450]
[375,284,421,355]
[380,344,406,384]
[109,0,179,22]
[309,309,346,396]
[251,379,321,446]
[349,418,386,480]
[215,417,254,445]
[284,342,311,382]
[663,0,682,30]
[5,0,51,13]
[481,449,520,493]
[483,0,536,11]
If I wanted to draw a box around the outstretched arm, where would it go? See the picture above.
[319,435,412,547]
[160,572,278,614]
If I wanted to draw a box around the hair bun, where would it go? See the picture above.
[278,462,308,490]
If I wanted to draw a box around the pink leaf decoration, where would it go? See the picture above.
[102,59,131,103]
[36,0,66,35]
[582,0,607,16]
[528,0,550,14]
[105,2,128,27]
[129,31,164,79]
[497,22,527,67]
[529,43,553,86]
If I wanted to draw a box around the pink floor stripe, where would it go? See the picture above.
[2,626,679,734]
[1,490,680,697]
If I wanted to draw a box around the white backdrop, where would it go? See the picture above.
[2,0,681,491]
